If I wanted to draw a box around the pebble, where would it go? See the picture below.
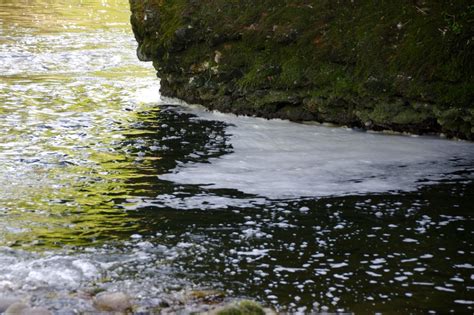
[5,303,52,315]
[0,298,21,313]
[27,307,52,315]
[5,303,29,315]
[93,292,132,312]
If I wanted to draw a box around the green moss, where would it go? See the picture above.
[360,101,432,126]
[435,107,473,138]
[157,0,187,48]
[216,300,266,315]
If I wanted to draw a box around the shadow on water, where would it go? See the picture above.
[132,172,474,314]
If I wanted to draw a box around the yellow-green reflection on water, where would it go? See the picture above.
[0,0,131,33]
[0,0,161,248]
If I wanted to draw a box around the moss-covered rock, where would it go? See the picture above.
[129,0,474,139]
[212,300,268,315]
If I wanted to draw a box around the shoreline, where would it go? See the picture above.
[160,94,471,143]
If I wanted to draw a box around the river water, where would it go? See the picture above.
[1,0,474,313]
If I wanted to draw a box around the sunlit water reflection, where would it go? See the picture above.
[0,0,473,313]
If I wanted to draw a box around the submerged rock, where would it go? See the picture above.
[129,0,474,140]
[93,292,132,312]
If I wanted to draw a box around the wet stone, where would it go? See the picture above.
[0,298,22,313]
[27,307,53,315]
[210,300,269,315]
[189,290,226,304]
[93,292,132,312]
[5,303,52,315]
[5,303,29,315]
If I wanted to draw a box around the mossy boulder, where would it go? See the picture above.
[213,300,268,315]
[130,0,474,139]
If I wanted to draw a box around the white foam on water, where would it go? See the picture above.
[124,194,268,211]
[135,80,161,104]
[0,242,194,298]
[159,101,474,199]
[455,300,474,305]
[0,248,101,291]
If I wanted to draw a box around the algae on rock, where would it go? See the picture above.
[130,0,474,139]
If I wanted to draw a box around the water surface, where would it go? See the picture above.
[0,0,473,313]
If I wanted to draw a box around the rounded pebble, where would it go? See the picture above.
[0,298,22,313]
[5,303,29,315]
[93,292,132,312]
[5,303,52,315]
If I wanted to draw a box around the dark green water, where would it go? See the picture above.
[0,1,473,313]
